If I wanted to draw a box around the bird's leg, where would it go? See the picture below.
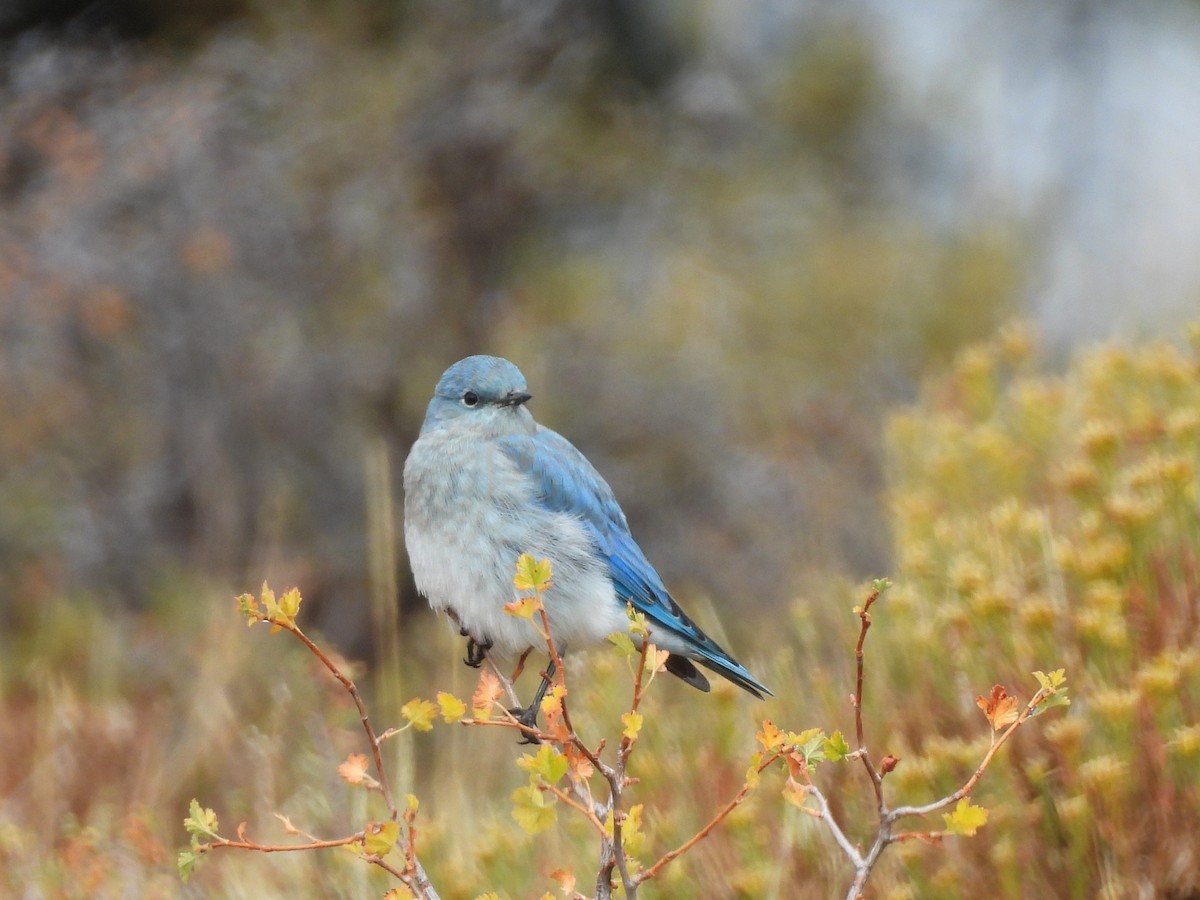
[509,658,557,744]
[463,635,493,668]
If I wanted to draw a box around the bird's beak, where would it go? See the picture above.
[499,390,532,407]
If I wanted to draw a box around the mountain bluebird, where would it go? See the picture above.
[403,355,771,719]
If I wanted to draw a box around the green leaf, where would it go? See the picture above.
[823,730,852,762]
[513,554,554,593]
[363,820,400,857]
[401,698,439,732]
[1031,692,1072,715]
[798,730,827,765]
[236,592,260,625]
[608,633,637,658]
[518,744,569,784]
[625,604,649,637]
[1033,669,1068,692]
[872,577,893,593]
[511,784,557,834]
[177,849,201,882]
[942,797,988,836]
[184,799,220,842]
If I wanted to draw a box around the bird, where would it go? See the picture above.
[403,355,771,726]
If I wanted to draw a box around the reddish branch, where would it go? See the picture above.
[852,589,885,812]
[636,749,784,884]
[278,620,398,821]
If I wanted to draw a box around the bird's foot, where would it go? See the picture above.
[506,659,556,744]
[463,635,493,668]
[507,703,542,744]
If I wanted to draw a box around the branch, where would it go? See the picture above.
[636,750,783,884]
[278,621,397,820]
[198,834,363,854]
[888,687,1050,822]
[852,589,884,812]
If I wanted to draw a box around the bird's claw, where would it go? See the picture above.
[508,704,542,744]
[463,635,492,668]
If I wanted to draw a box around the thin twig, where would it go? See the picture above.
[800,773,864,868]
[852,590,884,813]
[279,621,398,820]
[543,784,610,837]
[636,750,783,884]
[888,688,1048,821]
[606,634,653,897]
[199,834,363,854]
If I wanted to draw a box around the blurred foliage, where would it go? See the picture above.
[2,325,1196,898]
[0,0,1019,654]
[879,324,1200,897]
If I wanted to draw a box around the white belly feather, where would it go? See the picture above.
[403,427,627,658]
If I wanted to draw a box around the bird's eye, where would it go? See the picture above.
[462,391,479,407]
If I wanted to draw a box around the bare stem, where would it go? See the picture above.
[852,590,884,813]
[279,621,397,820]
[199,834,363,854]
[636,750,782,884]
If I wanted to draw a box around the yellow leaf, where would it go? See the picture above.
[975,685,1019,730]
[260,583,284,633]
[472,670,504,721]
[436,692,467,723]
[782,778,811,810]
[622,804,645,858]
[745,751,763,787]
[277,587,302,624]
[540,683,565,718]
[401,698,439,732]
[405,793,420,812]
[513,554,554,593]
[756,720,786,752]
[943,797,989,836]
[504,595,543,619]
[625,604,649,637]
[363,820,400,857]
[337,753,370,785]
[511,784,557,834]
[621,710,644,741]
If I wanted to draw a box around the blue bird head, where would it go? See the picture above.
[420,355,534,435]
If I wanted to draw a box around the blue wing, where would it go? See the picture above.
[498,427,771,699]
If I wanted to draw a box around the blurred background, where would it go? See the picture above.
[1,1,1197,897]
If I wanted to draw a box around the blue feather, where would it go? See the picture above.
[499,427,772,698]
